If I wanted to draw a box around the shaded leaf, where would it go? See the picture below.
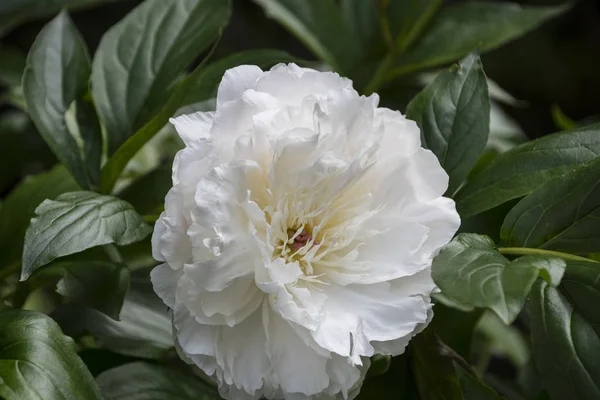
[22,191,151,277]
[501,157,600,254]
[529,262,600,400]
[55,271,172,359]
[412,328,463,400]
[118,164,172,216]
[432,233,565,323]
[406,53,489,195]
[23,11,101,189]
[92,0,230,154]
[0,166,78,271]
[455,124,600,217]
[454,361,505,400]
[25,260,129,320]
[97,362,218,399]
[0,310,102,400]
[392,1,567,77]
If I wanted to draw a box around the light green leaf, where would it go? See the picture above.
[0,167,78,272]
[475,311,530,369]
[0,310,102,400]
[392,1,567,78]
[406,53,490,195]
[253,0,354,74]
[432,233,565,324]
[97,362,218,399]
[91,0,230,154]
[23,11,101,189]
[455,124,600,217]
[0,0,120,36]
[0,44,26,87]
[501,157,600,254]
[454,362,505,400]
[529,262,600,400]
[25,260,129,320]
[22,191,152,278]
[182,49,298,106]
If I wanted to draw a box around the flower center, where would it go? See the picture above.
[275,227,321,274]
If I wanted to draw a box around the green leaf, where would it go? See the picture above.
[181,49,299,106]
[91,0,230,154]
[432,233,565,324]
[475,311,530,369]
[0,0,120,36]
[0,44,26,87]
[392,1,567,78]
[56,271,172,359]
[454,362,505,400]
[406,53,489,195]
[0,167,78,272]
[23,11,101,189]
[22,191,152,278]
[97,362,218,399]
[412,328,463,400]
[501,157,600,254]
[529,262,600,400]
[455,124,600,217]
[357,355,418,400]
[25,261,129,320]
[253,0,354,74]
[0,310,102,400]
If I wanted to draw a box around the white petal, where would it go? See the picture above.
[150,263,182,308]
[169,111,214,145]
[217,65,264,107]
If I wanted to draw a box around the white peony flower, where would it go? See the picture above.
[151,63,460,400]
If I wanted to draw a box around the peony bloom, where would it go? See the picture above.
[151,63,460,399]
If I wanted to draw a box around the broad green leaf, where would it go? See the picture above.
[392,1,567,78]
[253,0,354,74]
[0,0,121,36]
[529,262,600,400]
[91,0,230,154]
[432,233,565,324]
[0,310,102,400]
[454,362,505,400]
[25,261,129,320]
[431,305,482,359]
[181,49,298,106]
[97,362,218,399]
[22,191,152,277]
[406,53,490,195]
[0,167,77,272]
[412,328,463,400]
[0,44,26,87]
[118,164,172,216]
[456,124,600,217]
[501,157,600,254]
[23,11,101,189]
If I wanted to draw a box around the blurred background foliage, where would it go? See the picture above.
[1,0,599,398]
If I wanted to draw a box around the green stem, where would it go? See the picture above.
[497,247,598,263]
[103,243,124,265]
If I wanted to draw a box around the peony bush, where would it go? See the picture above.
[0,1,598,400]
